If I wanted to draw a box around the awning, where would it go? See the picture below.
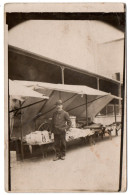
[9,79,49,100]
[12,80,121,118]
[11,80,111,96]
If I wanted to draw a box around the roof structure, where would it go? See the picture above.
[8,20,124,82]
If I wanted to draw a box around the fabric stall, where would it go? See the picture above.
[9,80,122,159]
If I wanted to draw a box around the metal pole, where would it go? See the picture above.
[8,96,11,190]
[118,83,122,115]
[61,66,65,84]
[97,77,100,90]
[20,101,24,160]
[114,103,117,124]
[10,99,46,113]
[114,103,118,136]
[115,73,121,115]
[86,95,88,125]
[96,77,100,115]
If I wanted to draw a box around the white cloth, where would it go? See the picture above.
[25,130,52,145]
[25,128,95,145]
[66,128,94,141]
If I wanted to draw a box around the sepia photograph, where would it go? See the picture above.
[4,3,126,192]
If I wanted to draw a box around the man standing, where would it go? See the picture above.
[51,100,71,161]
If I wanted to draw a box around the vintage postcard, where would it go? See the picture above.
[4,3,126,192]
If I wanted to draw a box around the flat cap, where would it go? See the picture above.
[55,100,63,105]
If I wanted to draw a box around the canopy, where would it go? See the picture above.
[9,79,49,100]
[12,80,117,96]
[10,80,121,138]
[13,80,121,117]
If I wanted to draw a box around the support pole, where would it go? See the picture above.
[97,77,100,90]
[20,101,24,160]
[96,77,100,115]
[118,83,122,115]
[114,103,118,136]
[86,95,88,125]
[116,72,121,115]
[114,103,117,124]
[61,66,65,84]
[10,99,46,113]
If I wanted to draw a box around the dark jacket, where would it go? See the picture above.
[51,110,72,134]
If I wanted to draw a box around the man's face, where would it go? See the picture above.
[56,104,63,111]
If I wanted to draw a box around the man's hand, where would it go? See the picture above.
[49,131,53,138]
[66,128,71,132]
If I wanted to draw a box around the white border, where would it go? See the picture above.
[0,0,129,194]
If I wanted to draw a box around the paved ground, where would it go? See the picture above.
[10,135,121,192]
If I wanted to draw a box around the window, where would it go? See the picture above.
[107,105,114,115]
[98,104,120,116]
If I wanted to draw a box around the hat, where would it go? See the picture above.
[55,100,63,105]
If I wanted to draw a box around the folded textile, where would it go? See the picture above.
[25,130,52,145]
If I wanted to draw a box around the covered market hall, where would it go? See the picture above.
[6,10,125,192]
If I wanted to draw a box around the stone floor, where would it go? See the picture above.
[10,135,121,192]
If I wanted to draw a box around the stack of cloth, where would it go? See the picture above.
[25,130,52,145]
[66,128,94,141]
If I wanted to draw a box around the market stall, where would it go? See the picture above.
[9,80,122,160]
[9,80,49,159]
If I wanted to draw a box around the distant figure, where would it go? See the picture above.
[51,100,71,161]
